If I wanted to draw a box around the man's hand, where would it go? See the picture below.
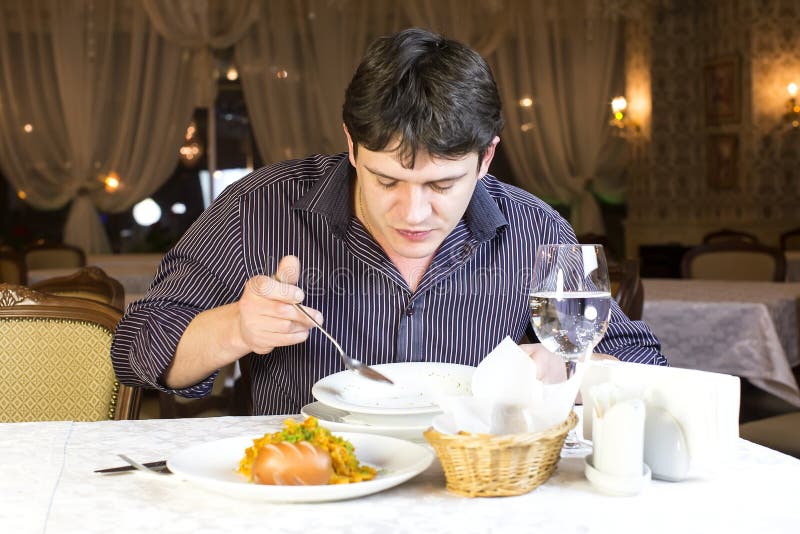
[519,344,619,384]
[236,255,323,355]
[519,344,567,383]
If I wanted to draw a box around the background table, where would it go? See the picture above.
[2,415,798,534]
[27,253,163,295]
[642,279,800,407]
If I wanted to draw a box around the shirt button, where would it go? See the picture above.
[406,304,414,316]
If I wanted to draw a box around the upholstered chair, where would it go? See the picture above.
[608,259,644,321]
[681,242,786,282]
[23,240,86,271]
[0,284,140,422]
[31,266,125,311]
[0,246,26,284]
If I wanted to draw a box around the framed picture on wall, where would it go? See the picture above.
[704,54,741,125]
[707,134,738,190]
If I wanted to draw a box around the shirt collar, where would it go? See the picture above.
[293,152,508,242]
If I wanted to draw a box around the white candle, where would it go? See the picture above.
[593,398,645,477]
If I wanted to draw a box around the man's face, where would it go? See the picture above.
[345,129,498,262]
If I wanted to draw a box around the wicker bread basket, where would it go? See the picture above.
[424,411,578,497]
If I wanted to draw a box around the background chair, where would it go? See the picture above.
[608,258,644,321]
[780,227,800,251]
[0,246,26,284]
[23,240,86,271]
[0,284,140,422]
[31,266,125,311]
[702,228,759,244]
[576,233,618,263]
[681,242,786,281]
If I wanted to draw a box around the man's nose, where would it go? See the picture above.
[398,185,431,224]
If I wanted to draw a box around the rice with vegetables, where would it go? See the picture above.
[238,416,377,484]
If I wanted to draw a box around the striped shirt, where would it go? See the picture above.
[111,153,667,415]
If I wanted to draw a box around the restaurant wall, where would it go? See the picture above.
[624,0,800,256]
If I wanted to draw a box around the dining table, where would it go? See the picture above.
[26,253,163,296]
[2,412,798,534]
[641,278,800,407]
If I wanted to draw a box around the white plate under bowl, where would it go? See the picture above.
[301,402,433,441]
[311,362,474,415]
[167,432,434,503]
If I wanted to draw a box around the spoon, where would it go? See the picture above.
[292,303,394,385]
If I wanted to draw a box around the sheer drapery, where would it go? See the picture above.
[141,0,259,200]
[141,0,259,107]
[401,0,512,57]
[236,0,400,163]
[0,0,196,253]
[492,0,626,234]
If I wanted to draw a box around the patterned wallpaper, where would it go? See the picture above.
[625,0,800,252]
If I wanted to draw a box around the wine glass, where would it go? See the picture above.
[529,244,612,450]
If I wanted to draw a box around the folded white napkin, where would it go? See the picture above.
[581,359,740,477]
[435,337,580,434]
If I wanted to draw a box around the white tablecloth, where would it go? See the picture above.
[2,415,798,534]
[786,250,800,282]
[642,279,800,407]
[27,253,163,295]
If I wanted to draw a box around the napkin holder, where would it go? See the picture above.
[581,360,740,477]
[424,411,577,497]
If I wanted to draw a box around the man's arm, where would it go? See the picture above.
[163,256,322,388]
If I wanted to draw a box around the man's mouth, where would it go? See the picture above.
[396,229,432,241]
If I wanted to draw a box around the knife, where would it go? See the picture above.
[94,460,167,474]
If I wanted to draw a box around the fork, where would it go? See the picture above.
[292,303,394,385]
[117,454,172,475]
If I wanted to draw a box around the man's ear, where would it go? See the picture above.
[343,124,356,167]
[478,136,500,179]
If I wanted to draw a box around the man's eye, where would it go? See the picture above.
[430,182,454,193]
[378,180,397,189]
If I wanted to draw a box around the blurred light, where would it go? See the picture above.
[213,170,223,179]
[225,66,239,81]
[520,122,534,132]
[104,172,120,193]
[17,190,27,200]
[132,198,162,226]
[609,95,639,137]
[518,97,533,108]
[179,119,203,167]
[171,202,187,215]
[788,83,798,97]
[120,229,133,238]
[276,69,288,79]
[23,124,33,133]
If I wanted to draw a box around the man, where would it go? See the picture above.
[111,28,666,415]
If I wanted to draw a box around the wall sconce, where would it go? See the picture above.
[609,96,640,136]
[784,83,799,129]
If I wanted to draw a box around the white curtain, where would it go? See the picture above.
[0,0,197,253]
[492,0,627,234]
[141,0,259,201]
[401,0,513,57]
[236,0,400,163]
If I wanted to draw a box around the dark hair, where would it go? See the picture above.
[343,28,504,168]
